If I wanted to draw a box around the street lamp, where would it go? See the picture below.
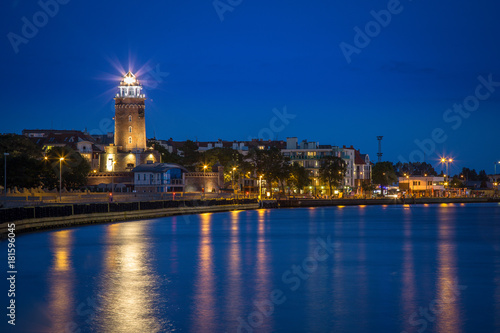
[424,173,428,196]
[495,161,500,175]
[203,165,207,198]
[4,153,9,200]
[406,175,410,194]
[111,160,116,200]
[259,175,262,200]
[59,157,64,202]
[441,157,453,186]
[232,167,236,197]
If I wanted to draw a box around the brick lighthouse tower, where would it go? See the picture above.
[114,71,146,152]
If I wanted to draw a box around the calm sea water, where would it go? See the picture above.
[3,203,500,333]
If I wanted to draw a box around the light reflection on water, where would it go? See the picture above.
[47,230,75,332]
[10,203,500,332]
[436,206,461,332]
[95,222,167,333]
[191,213,216,332]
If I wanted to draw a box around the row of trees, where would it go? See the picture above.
[152,140,349,195]
[0,134,90,190]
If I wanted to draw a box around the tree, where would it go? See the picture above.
[249,147,290,196]
[179,140,199,171]
[150,142,183,164]
[0,134,42,158]
[319,156,346,197]
[0,134,44,189]
[372,162,398,187]
[43,147,91,190]
[288,162,311,193]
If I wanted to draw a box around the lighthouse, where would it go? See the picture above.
[100,71,159,173]
[114,71,146,151]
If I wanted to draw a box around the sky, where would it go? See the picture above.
[1,0,500,174]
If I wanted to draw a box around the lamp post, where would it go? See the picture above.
[259,175,262,201]
[495,161,500,175]
[424,173,428,197]
[4,153,9,200]
[232,167,236,198]
[441,157,453,186]
[111,160,116,201]
[203,165,207,198]
[59,157,64,202]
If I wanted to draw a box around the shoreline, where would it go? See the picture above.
[2,197,499,238]
[0,203,259,239]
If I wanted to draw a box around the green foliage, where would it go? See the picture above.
[249,147,290,193]
[1,154,43,189]
[200,147,243,171]
[319,156,346,194]
[394,161,437,176]
[0,134,42,158]
[152,144,183,164]
[288,162,311,191]
[43,147,91,190]
[372,162,398,186]
[179,140,200,171]
[0,134,44,189]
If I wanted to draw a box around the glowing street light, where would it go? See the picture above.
[441,157,453,187]
[59,157,64,202]
[259,175,263,200]
[232,167,237,197]
[203,165,208,198]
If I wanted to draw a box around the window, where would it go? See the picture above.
[128,137,132,144]
[143,174,146,180]
[137,174,140,180]
[129,115,132,122]
[129,126,132,133]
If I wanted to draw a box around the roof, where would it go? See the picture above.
[131,163,189,173]
[354,150,366,165]
[24,129,98,149]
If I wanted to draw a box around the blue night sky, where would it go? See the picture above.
[1,0,499,173]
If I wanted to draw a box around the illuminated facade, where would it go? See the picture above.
[114,72,147,152]
[88,72,160,190]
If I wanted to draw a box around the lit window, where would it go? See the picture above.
[129,126,132,133]
[129,115,132,122]
[128,137,132,144]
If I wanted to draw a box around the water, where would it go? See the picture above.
[3,203,500,332]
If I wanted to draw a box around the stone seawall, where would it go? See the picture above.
[1,203,259,238]
[276,197,500,208]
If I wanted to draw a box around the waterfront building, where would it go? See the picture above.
[132,163,188,193]
[398,176,445,196]
[132,163,225,193]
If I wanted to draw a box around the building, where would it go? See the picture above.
[281,138,372,195]
[98,72,160,175]
[23,129,102,170]
[282,137,344,195]
[133,163,188,193]
[132,163,225,193]
[398,176,445,196]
